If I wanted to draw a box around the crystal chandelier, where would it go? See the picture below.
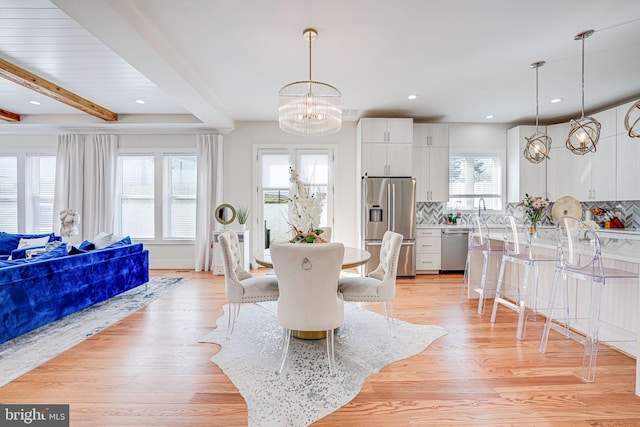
[278,28,342,136]
[624,99,640,138]
[524,61,551,163]
[566,30,601,155]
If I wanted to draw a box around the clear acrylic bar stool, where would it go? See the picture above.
[490,215,557,340]
[460,213,503,314]
[538,216,639,383]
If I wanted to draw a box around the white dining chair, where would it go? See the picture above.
[538,216,639,383]
[338,231,403,333]
[218,231,279,339]
[270,242,345,376]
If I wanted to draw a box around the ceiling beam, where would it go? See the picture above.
[0,108,20,122]
[0,58,118,121]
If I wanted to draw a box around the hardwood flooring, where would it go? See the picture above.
[1,270,639,426]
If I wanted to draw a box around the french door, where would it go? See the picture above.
[256,148,334,257]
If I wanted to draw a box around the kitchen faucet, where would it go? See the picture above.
[478,197,486,217]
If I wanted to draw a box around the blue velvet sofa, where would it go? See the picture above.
[0,232,60,261]
[0,239,149,344]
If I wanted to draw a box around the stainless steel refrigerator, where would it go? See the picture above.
[362,176,416,277]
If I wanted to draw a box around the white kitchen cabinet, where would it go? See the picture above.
[546,122,578,201]
[506,125,548,203]
[212,230,250,275]
[359,118,413,143]
[616,132,640,200]
[412,124,449,201]
[593,108,617,139]
[416,228,441,273]
[359,118,413,177]
[546,122,616,202]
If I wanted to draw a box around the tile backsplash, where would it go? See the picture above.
[416,200,640,229]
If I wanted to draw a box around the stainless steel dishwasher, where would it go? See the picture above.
[441,228,469,272]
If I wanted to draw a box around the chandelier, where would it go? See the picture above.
[566,30,601,155]
[278,28,342,136]
[524,61,551,163]
[624,99,640,138]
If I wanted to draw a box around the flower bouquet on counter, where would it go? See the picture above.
[288,167,327,243]
[518,194,550,235]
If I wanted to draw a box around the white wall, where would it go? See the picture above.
[221,121,359,260]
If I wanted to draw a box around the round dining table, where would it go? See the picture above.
[254,245,371,340]
[254,245,371,270]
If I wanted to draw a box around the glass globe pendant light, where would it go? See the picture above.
[524,61,551,163]
[566,30,601,155]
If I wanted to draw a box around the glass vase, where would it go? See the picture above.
[529,222,538,238]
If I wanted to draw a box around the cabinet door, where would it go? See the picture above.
[590,135,616,201]
[413,145,430,200]
[387,143,413,176]
[429,146,449,201]
[429,124,449,147]
[360,118,388,142]
[593,109,617,139]
[362,143,388,176]
[616,132,640,200]
[386,118,413,143]
[546,123,579,201]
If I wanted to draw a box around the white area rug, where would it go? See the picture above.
[199,302,447,426]
[0,277,188,387]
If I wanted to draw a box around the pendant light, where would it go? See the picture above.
[278,28,342,136]
[624,99,640,138]
[524,61,551,163]
[566,30,601,155]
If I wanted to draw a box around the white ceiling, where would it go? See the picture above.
[1,0,639,134]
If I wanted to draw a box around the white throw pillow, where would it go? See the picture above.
[93,232,120,249]
[17,236,51,249]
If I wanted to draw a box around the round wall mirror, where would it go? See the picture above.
[215,204,236,225]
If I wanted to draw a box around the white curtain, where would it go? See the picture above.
[83,135,118,240]
[194,134,223,271]
[53,134,85,245]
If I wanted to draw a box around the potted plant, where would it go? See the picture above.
[237,206,249,229]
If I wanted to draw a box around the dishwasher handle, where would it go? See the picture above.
[442,229,469,235]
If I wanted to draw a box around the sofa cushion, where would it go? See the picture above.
[94,232,119,249]
[79,240,95,251]
[17,236,51,250]
[104,236,131,249]
[0,232,56,255]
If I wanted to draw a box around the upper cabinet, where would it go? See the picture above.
[616,101,640,200]
[359,118,413,143]
[358,118,413,176]
[506,125,547,203]
[412,124,449,201]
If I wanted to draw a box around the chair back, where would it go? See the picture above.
[368,231,403,300]
[218,231,252,302]
[319,227,332,242]
[556,216,602,275]
[270,242,345,332]
[502,215,532,257]
[467,213,491,250]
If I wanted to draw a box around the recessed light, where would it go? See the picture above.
[408,94,418,100]
[29,100,41,105]
[550,98,563,104]
[135,99,145,104]
[485,114,495,119]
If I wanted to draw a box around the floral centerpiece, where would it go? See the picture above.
[288,167,327,243]
[518,193,550,236]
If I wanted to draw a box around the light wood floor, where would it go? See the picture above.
[1,270,639,426]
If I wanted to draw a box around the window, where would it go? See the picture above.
[25,156,56,233]
[257,148,334,254]
[163,155,197,239]
[449,154,502,211]
[0,156,18,233]
[117,156,155,239]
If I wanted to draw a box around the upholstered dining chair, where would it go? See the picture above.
[218,231,279,340]
[490,215,557,340]
[270,242,345,376]
[538,216,639,383]
[460,213,503,315]
[338,231,403,333]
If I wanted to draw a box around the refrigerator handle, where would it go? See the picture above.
[390,183,396,231]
